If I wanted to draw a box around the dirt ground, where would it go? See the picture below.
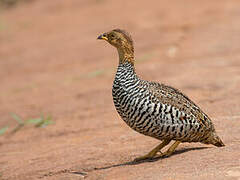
[0,0,240,179]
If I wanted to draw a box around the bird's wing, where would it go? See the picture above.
[140,80,214,129]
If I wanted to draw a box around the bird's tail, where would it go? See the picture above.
[202,132,225,147]
[212,134,225,147]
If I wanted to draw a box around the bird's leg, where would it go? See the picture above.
[157,141,181,158]
[133,139,171,162]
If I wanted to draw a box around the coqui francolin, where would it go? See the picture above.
[97,29,224,162]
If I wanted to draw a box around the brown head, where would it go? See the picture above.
[97,29,134,65]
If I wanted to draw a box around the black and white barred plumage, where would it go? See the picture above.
[112,62,216,144]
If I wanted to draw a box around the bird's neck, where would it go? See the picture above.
[115,59,138,82]
[117,47,134,66]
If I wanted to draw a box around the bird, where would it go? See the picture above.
[97,29,224,162]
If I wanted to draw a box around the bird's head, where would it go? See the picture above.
[97,29,133,49]
[97,29,134,64]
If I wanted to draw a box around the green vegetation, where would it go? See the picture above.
[26,114,54,128]
[0,126,8,135]
[10,113,25,134]
[0,113,54,136]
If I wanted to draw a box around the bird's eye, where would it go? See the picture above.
[111,34,115,38]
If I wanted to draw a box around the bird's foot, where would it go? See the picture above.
[156,150,172,158]
[133,140,172,162]
[133,152,156,162]
[156,141,181,158]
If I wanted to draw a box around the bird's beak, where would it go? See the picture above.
[97,33,108,41]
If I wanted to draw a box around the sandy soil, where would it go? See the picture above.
[0,0,240,179]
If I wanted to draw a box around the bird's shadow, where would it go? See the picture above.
[72,146,209,174]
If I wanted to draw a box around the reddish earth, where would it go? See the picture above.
[0,0,240,179]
